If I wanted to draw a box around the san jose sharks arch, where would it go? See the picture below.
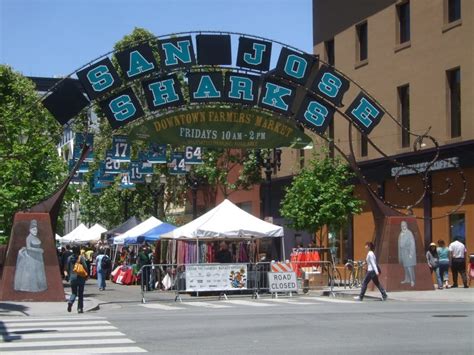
[0,31,467,300]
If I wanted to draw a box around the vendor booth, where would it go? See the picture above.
[113,216,163,245]
[59,223,89,244]
[76,223,106,244]
[110,217,176,286]
[159,199,284,264]
[153,200,284,295]
[103,216,141,242]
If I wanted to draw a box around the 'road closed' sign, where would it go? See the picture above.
[268,272,298,293]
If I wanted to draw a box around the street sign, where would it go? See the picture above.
[267,272,298,293]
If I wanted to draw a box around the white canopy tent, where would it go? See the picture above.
[75,223,107,244]
[59,223,89,244]
[113,216,163,245]
[161,199,284,240]
[161,199,285,260]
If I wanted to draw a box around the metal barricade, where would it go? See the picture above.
[137,259,339,303]
[138,263,185,303]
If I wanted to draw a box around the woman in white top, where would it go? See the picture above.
[355,242,387,301]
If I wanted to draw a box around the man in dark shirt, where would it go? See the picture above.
[216,242,232,263]
[62,245,73,280]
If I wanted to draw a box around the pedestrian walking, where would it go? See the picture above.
[437,240,450,289]
[66,245,88,313]
[62,245,72,280]
[354,241,387,301]
[426,242,443,289]
[448,237,468,288]
[95,249,109,291]
[138,244,151,291]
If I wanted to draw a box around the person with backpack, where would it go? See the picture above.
[95,248,110,291]
[66,245,88,313]
[138,243,151,291]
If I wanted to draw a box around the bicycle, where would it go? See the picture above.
[344,260,366,288]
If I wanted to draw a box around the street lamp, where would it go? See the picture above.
[145,174,167,219]
[258,148,282,219]
[120,190,132,222]
[185,169,202,220]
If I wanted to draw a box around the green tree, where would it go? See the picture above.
[0,65,66,239]
[280,152,363,246]
[193,148,263,199]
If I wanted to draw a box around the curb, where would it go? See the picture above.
[322,290,383,301]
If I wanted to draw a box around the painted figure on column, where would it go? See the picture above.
[398,220,416,287]
[14,219,47,292]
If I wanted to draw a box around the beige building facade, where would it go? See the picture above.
[312,0,473,265]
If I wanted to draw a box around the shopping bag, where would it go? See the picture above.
[73,258,88,278]
[162,274,172,290]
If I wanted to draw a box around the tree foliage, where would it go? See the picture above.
[280,152,363,241]
[193,148,263,198]
[0,65,66,239]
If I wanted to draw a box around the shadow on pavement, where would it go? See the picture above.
[0,302,29,315]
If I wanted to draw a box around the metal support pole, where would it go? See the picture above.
[264,159,272,218]
[191,185,198,219]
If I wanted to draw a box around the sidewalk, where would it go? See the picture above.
[1,280,472,318]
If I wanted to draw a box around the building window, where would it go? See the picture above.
[329,219,353,264]
[325,39,335,66]
[361,134,368,157]
[356,22,368,62]
[398,84,410,148]
[236,201,252,214]
[448,0,461,22]
[447,67,461,138]
[397,1,410,44]
[449,213,465,244]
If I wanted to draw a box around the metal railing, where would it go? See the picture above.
[131,260,337,304]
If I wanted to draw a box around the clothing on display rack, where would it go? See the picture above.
[290,248,321,277]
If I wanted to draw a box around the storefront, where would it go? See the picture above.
[353,140,473,261]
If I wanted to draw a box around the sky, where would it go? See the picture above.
[0,0,313,78]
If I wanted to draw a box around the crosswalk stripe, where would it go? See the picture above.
[6,320,109,328]
[223,300,275,307]
[264,298,318,305]
[181,301,231,309]
[299,296,359,304]
[142,303,184,310]
[2,331,125,341]
[1,316,104,323]
[0,338,135,349]
[0,346,147,354]
[0,325,117,334]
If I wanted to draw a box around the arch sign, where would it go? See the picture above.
[41,32,384,150]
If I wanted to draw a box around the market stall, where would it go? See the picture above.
[59,223,89,244]
[113,216,163,245]
[75,223,107,244]
[159,199,284,263]
[157,199,285,294]
[110,217,176,286]
[103,216,141,243]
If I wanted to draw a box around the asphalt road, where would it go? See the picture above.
[98,296,473,355]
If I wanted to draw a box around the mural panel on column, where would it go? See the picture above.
[376,216,434,291]
[0,212,65,301]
